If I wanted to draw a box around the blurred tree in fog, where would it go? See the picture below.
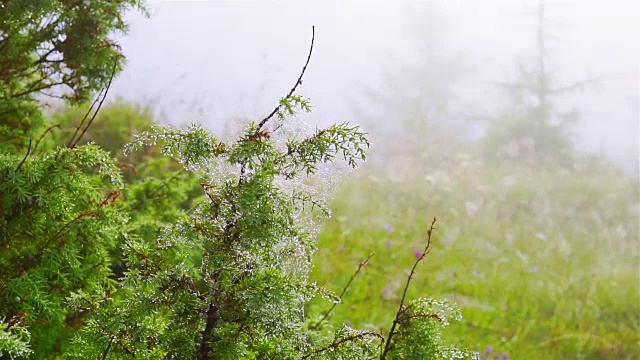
[353,2,470,155]
[481,0,593,166]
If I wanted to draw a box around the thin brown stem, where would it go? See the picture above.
[380,217,437,360]
[67,87,104,148]
[256,26,315,131]
[311,253,373,329]
[68,57,119,148]
[33,124,60,154]
[15,139,32,171]
[101,337,114,360]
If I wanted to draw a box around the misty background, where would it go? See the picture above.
[109,0,639,174]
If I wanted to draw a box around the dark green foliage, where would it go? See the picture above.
[44,97,202,214]
[0,0,146,153]
[45,96,202,292]
[0,144,127,355]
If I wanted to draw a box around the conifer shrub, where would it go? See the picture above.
[0,0,147,154]
[0,144,128,355]
[64,28,475,359]
[1,0,477,356]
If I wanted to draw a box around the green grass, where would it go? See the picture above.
[307,149,639,359]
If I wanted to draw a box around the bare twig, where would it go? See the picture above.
[311,253,373,329]
[236,26,315,183]
[549,76,607,94]
[256,26,315,132]
[380,217,437,360]
[68,57,119,148]
[33,124,60,154]
[66,87,103,147]
[37,90,67,100]
[31,47,57,66]
[15,139,32,172]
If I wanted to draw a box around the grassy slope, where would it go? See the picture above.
[308,147,639,359]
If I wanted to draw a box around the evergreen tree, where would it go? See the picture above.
[67,28,475,360]
[0,0,147,356]
[1,1,476,357]
[0,0,146,154]
[0,143,128,355]
[353,2,469,152]
[480,0,593,166]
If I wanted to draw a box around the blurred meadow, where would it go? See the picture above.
[307,137,639,359]
[297,3,639,357]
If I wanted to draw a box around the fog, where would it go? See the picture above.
[110,0,639,174]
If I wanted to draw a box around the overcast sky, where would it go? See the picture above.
[110,0,639,173]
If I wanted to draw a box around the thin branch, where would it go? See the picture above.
[15,211,98,277]
[301,330,384,359]
[98,334,136,358]
[256,26,315,131]
[10,80,67,99]
[38,212,97,254]
[66,87,104,147]
[236,26,315,183]
[37,90,66,100]
[33,124,61,154]
[31,47,57,66]
[101,337,115,360]
[238,159,247,185]
[550,76,606,94]
[380,217,437,360]
[15,139,32,171]
[311,253,373,329]
[68,57,119,148]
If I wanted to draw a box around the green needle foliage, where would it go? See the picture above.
[67,94,375,358]
[0,318,32,359]
[0,0,146,153]
[383,298,467,360]
[0,144,128,355]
